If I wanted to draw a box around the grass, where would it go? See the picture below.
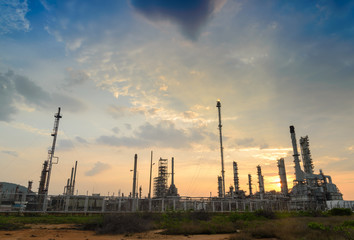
[0,213,102,230]
[230,214,354,240]
[0,208,353,238]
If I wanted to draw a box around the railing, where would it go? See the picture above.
[0,192,352,213]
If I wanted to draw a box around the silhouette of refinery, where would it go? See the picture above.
[0,102,350,213]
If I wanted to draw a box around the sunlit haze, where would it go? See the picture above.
[0,0,353,200]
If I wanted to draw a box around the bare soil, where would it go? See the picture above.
[0,224,232,240]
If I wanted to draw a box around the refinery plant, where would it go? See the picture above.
[0,102,352,213]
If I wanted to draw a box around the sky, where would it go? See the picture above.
[0,0,353,199]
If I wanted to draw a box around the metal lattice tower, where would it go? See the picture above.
[300,136,314,174]
[153,158,168,198]
[38,107,62,196]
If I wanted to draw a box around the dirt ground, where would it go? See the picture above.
[0,224,232,240]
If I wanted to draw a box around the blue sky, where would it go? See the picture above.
[0,0,353,199]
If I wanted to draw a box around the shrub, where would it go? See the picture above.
[97,214,154,234]
[329,208,352,216]
[342,220,354,228]
[188,210,211,221]
[254,209,277,219]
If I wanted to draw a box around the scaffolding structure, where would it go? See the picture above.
[153,158,168,198]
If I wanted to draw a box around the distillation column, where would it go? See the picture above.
[233,161,239,192]
[300,136,314,175]
[277,158,289,195]
[257,165,265,199]
[217,176,223,198]
[290,126,304,182]
[248,174,253,196]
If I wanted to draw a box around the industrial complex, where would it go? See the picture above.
[0,102,352,213]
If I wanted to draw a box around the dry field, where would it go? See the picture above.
[0,224,232,240]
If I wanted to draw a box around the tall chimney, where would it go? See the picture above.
[132,154,138,199]
[69,166,74,195]
[72,161,78,195]
[171,157,175,186]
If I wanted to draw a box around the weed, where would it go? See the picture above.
[308,222,327,231]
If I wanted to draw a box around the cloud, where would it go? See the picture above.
[236,138,255,147]
[0,71,17,121]
[75,136,88,144]
[130,0,227,40]
[0,0,30,34]
[85,161,111,176]
[107,105,159,119]
[0,70,87,121]
[1,150,18,157]
[57,139,75,151]
[97,121,213,149]
[62,68,90,89]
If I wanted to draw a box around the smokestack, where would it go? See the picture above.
[132,154,138,199]
[69,166,74,195]
[277,158,288,195]
[248,174,252,196]
[233,161,239,191]
[171,157,175,186]
[216,100,225,197]
[289,126,304,182]
[72,161,78,195]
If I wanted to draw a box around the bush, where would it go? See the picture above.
[329,208,352,216]
[342,220,354,228]
[188,210,211,221]
[97,214,155,234]
[254,209,277,219]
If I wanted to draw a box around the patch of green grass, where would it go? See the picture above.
[0,214,102,226]
[230,215,354,240]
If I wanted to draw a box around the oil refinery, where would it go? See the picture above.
[0,102,352,213]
